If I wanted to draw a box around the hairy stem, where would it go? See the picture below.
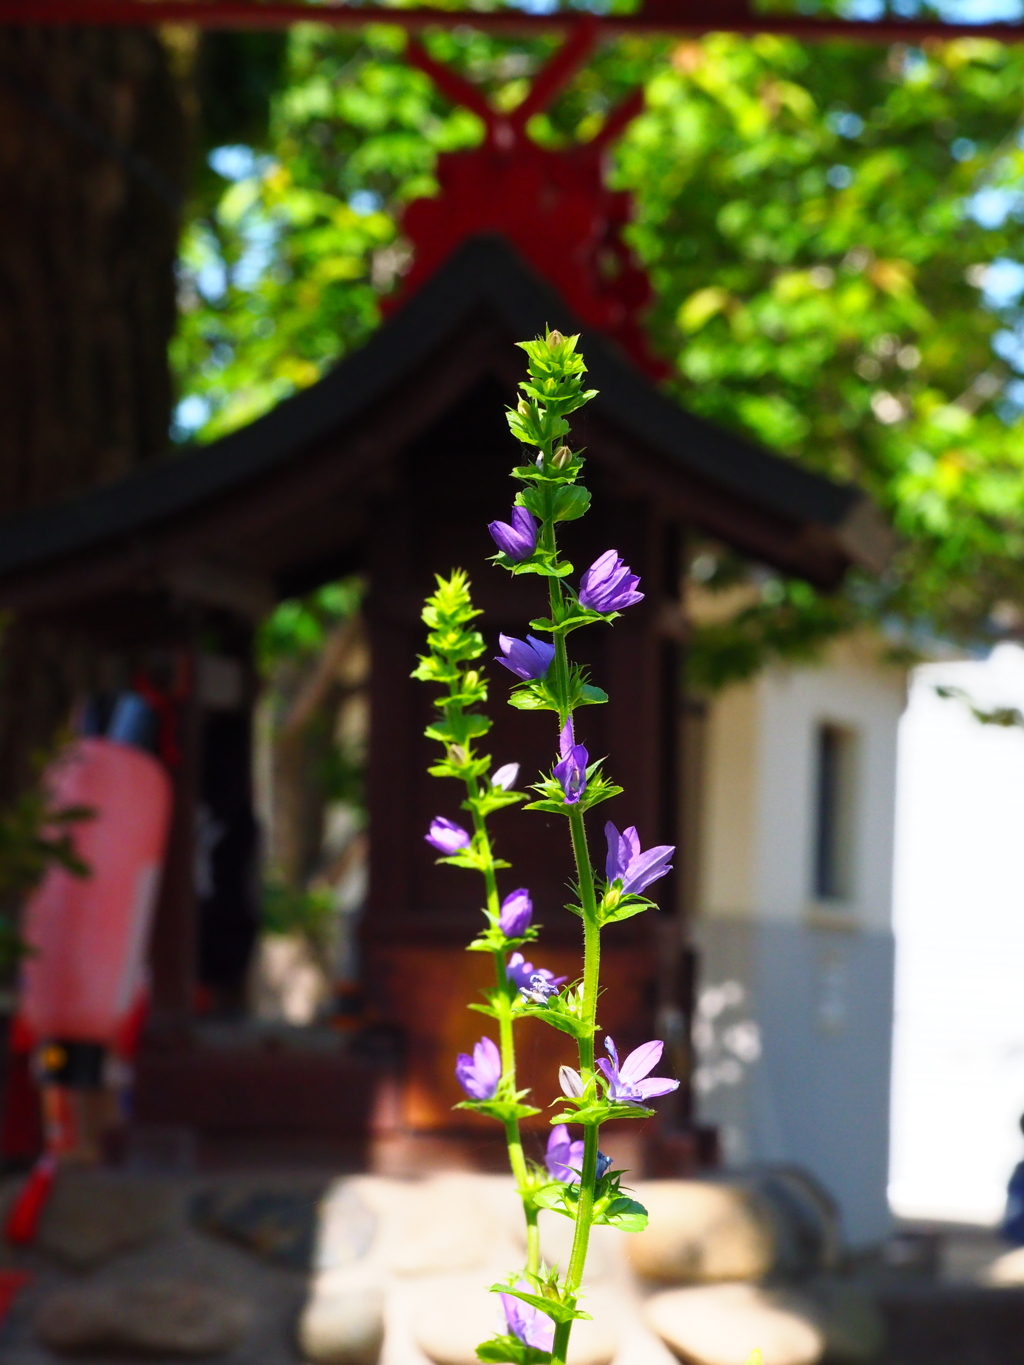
[541,511,572,727]
[466,777,536,1268]
[549,800,604,1365]
[569,806,601,1076]
[467,779,501,921]
[566,1125,599,1290]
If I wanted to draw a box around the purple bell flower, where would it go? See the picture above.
[496,634,555,681]
[426,816,471,855]
[546,1125,613,1183]
[500,1288,554,1352]
[597,1036,680,1106]
[498,889,532,938]
[507,952,566,997]
[455,1037,502,1100]
[578,550,644,614]
[520,973,562,1005]
[605,823,675,895]
[489,507,538,562]
[553,719,588,805]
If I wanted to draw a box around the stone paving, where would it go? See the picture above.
[0,1165,1022,1365]
[0,1171,324,1365]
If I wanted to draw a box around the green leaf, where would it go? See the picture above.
[597,1196,649,1233]
[510,560,575,580]
[508,690,558,712]
[506,679,560,712]
[425,715,491,743]
[549,1100,654,1126]
[598,893,655,927]
[427,758,491,781]
[513,982,588,1038]
[532,1184,574,1215]
[476,1334,551,1365]
[456,1099,541,1122]
[468,923,538,954]
[488,1287,590,1326]
[577,776,624,813]
[466,788,527,817]
[527,606,612,636]
[551,485,591,522]
[513,1003,587,1039]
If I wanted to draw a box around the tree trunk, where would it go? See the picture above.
[0,25,186,794]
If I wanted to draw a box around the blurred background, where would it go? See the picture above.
[2,2,1024,1362]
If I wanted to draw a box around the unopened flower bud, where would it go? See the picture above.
[492,763,520,791]
[559,1065,584,1098]
[449,745,467,765]
[548,330,564,349]
[517,399,530,416]
[552,446,572,470]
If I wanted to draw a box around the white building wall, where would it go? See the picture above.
[693,636,905,1247]
[890,645,1024,1225]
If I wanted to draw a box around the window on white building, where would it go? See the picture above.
[813,722,858,902]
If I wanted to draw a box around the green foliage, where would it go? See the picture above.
[173,24,482,441]
[262,879,334,945]
[535,1167,649,1233]
[0,786,90,901]
[413,571,497,779]
[615,32,1024,648]
[525,768,623,817]
[936,682,1024,728]
[488,1285,590,1327]
[687,572,868,692]
[0,752,93,978]
[258,577,363,674]
[476,1334,551,1365]
[175,24,1024,679]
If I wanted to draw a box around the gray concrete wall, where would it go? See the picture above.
[695,917,895,1248]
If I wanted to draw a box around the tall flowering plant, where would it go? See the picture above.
[414,331,678,1365]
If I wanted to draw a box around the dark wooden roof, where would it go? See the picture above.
[0,236,890,612]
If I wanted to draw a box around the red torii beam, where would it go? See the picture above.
[1,0,1024,41]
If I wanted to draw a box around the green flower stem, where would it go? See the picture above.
[551,1319,572,1365]
[553,627,571,730]
[523,1197,540,1277]
[568,806,600,1072]
[549,794,604,1365]
[540,509,572,726]
[467,779,538,1274]
[538,463,605,1358]
[467,781,501,919]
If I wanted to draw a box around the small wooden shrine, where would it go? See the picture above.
[0,31,888,1161]
[0,235,886,1161]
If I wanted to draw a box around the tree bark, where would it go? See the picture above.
[0,25,184,510]
[0,25,186,795]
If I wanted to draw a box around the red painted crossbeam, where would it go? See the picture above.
[0,0,1023,39]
